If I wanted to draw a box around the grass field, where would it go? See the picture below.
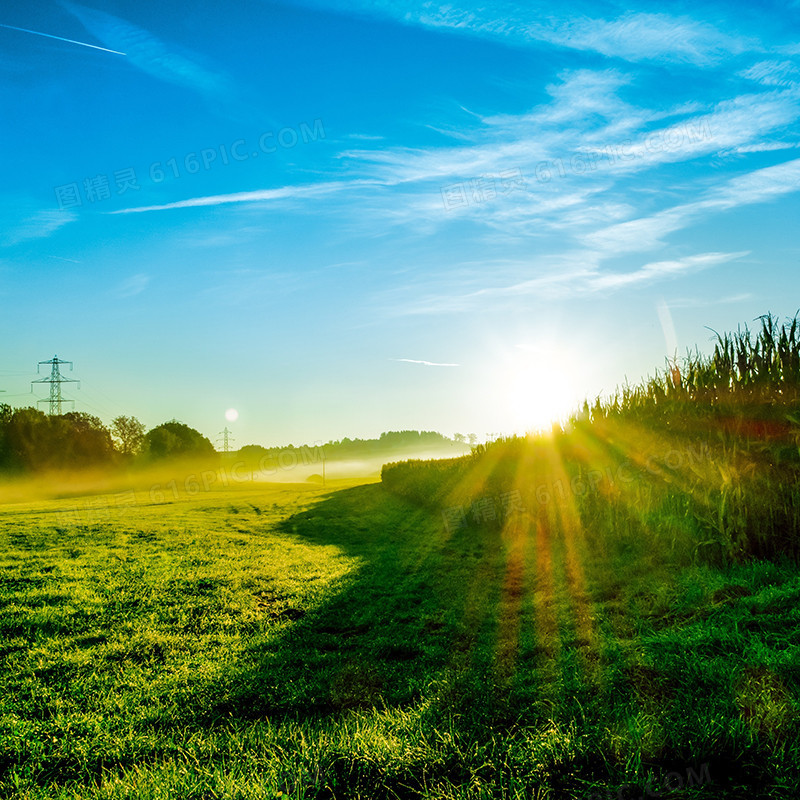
[2,469,798,798]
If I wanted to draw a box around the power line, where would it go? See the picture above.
[31,355,80,415]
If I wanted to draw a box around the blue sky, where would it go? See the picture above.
[1,0,799,446]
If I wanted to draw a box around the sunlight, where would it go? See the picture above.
[225,408,239,422]
[491,342,585,435]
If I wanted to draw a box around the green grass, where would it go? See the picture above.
[2,473,798,799]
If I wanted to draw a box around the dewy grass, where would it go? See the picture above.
[2,479,799,798]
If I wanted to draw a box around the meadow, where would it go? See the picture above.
[1,476,797,798]
[1,316,799,798]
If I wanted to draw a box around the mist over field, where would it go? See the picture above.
[0,422,469,503]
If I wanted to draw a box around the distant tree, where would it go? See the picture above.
[111,415,146,457]
[61,412,115,466]
[3,407,56,470]
[0,407,115,472]
[453,433,466,445]
[0,404,12,470]
[238,444,269,460]
[144,420,216,461]
[467,433,478,446]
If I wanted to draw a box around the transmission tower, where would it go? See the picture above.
[31,355,80,415]
[217,426,235,453]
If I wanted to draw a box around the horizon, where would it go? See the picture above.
[2,0,799,445]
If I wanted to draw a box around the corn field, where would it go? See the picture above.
[383,314,800,565]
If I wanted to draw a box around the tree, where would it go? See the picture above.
[238,444,269,461]
[0,404,12,470]
[61,412,115,466]
[144,420,216,461]
[111,415,145,457]
[3,407,56,471]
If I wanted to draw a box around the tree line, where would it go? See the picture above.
[0,406,215,473]
[0,406,465,475]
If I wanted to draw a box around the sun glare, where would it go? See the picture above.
[225,408,239,422]
[492,343,584,435]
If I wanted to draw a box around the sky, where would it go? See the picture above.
[1,0,799,447]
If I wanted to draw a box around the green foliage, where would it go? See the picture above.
[0,407,114,472]
[588,312,800,421]
[381,456,474,508]
[0,408,219,473]
[110,415,145,458]
[143,419,217,461]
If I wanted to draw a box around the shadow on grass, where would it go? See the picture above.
[201,482,520,724]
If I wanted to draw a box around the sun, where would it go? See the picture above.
[490,342,585,435]
[225,408,239,422]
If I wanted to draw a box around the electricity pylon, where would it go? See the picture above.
[217,427,235,453]
[31,355,80,415]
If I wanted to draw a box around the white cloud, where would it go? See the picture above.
[290,1,755,65]
[61,1,238,105]
[663,292,753,309]
[538,12,751,65]
[739,59,800,88]
[382,250,748,316]
[588,251,748,290]
[114,273,150,298]
[111,181,361,214]
[584,158,800,254]
[729,141,799,153]
[393,358,460,367]
[2,210,76,246]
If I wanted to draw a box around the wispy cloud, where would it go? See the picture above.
[110,64,800,246]
[46,255,82,264]
[588,251,749,290]
[114,273,150,298]
[290,1,755,65]
[546,12,752,65]
[584,158,800,254]
[110,182,361,214]
[728,141,799,153]
[200,268,305,305]
[2,210,76,246]
[393,358,460,367]
[339,78,800,194]
[347,133,385,141]
[739,59,800,88]
[381,251,749,316]
[60,1,237,105]
[662,292,754,309]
